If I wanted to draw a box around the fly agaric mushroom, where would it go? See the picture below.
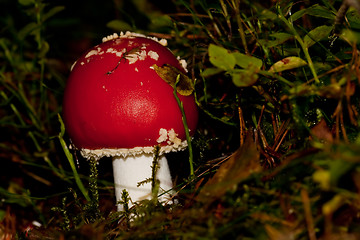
[63,32,198,211]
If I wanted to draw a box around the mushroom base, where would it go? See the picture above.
[112,153,174,211]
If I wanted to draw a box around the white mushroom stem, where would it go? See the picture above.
[112,153,174,211]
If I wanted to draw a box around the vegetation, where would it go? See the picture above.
[1,0,360,239]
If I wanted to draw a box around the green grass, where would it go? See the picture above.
[1,0,360,239]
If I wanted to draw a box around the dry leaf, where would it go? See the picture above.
[197,133,261,202]
[310,118,333,143]
[265,224,297,240]
[153,64,194,96]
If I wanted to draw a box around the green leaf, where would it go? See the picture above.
[18,22,38,40]
[313,170,331,190]
[258,32,293,48]
[347,10,360,29]
[314,159,355,191]
[42,6,65,22]
[290,8,307,22]
[208,44,235,71]
[149,15,172,29]
[290,5,335,22]
[269,56,307,73]
[38,41,50,58]
[341,29,360,45]
[258,9,278,21]
[306,5,335,20]
[328,159,354,187]
[153,64,194,96]
[106,19,133,31]
[18,0,34,6]
[232,68,259,87]
[201,67,224,77]
[304,25,332,48]
[232,52,263,69]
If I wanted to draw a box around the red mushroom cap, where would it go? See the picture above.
[63,33,198,156]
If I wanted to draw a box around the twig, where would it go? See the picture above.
[301,188,317,240]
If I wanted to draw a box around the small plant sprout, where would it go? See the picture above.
[62,32,198,211]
